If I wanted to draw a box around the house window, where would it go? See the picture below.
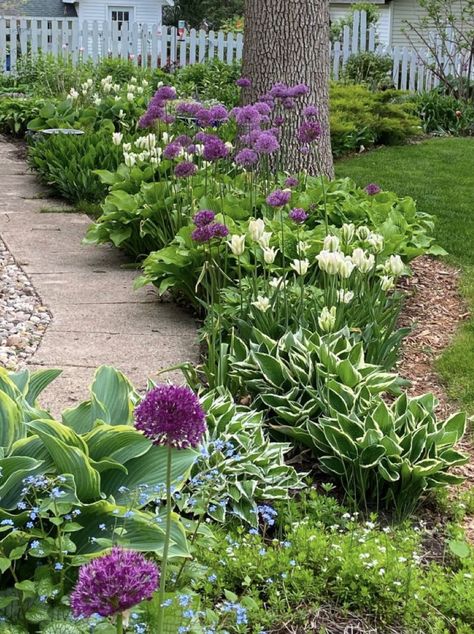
[109,7,134,31]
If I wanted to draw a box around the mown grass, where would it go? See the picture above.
[335,137,474,412]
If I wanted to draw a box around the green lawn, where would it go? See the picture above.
[336,137,474,412]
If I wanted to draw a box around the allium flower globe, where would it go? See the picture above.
[365,183,381,195]
[193,210,215,227]
[71,548,159,618]
[288,208,308,224]
[134,384,206,449]
[266,189,291,207]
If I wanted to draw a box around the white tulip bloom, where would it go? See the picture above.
[130,76,138,84]
[252,296,271,313]
[351,248,366,268]
[337,256,355,279]
[297,241,310,256]
[113,83,121,93]
[123,143,132,153]
[380,275,395,291]
[114,95,121,102]
[318,306,337,332]
[137,86,144,95]
[257,231,272,249]
[112,132,123,146]
[87,78,93,87]
[341,223,356,244]
[316,250,343,275]
[68,88,79,100]
[225,141,234,151]
[269,276,288,289]
[359,253,376,273]
[367,232,384,253]
[142,79,149,87]
[290,258,310,276]
[384,255,404,276]
[263,247,279,264]
[227,234,246,256]
[124,153,137,167]
[93,94,102,106]
[127,92,134,102]
[162,132,170,144]
[336,289,355,304]
[356,226,371,241]
[248,218,266,242]
[323,235,340,252]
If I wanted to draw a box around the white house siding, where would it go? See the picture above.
[391,0,465,48]
[330,3,392,48]
[77,0,166,27]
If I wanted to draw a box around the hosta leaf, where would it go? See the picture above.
[0,391,24,452]
[90,366,135,425]
[62,400,100,435]
[319,455,346,476]
[359,445,386,468]
[441,412,466,446]
[336,359,362,388]
[413,458,444,476]
[24,369,62,406]
[252,353,287,387]
[0,457,45,510]
[438,448,468,467]
[322,426,358,460]
[85,424,151,464]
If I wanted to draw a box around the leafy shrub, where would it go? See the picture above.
[230,327,398,441]
[174,60,241,107]
[343,51,393,89]
[15,53,95,98]
[28,126,123,203]
[415,89,474,135]
[313,392,467,517]
[330,84,421,156]
[0,97,45,136]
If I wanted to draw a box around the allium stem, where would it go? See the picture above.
[116,613,123,634]
[157,445,173,634]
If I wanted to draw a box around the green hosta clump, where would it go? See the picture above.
[230,327,399,448]
[312,392,468,518]
[174,389,306,525]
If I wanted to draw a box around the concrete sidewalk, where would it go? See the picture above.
[0,137,198,415]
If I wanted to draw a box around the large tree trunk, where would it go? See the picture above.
[242,0,334,178]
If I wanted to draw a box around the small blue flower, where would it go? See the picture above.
[1,519,14,526]
[17,501,27,510]
[161,599,173,608]
[39,595,47,603]
[178,594,191,607]
[289,559,296,566]
[259,548,266,555]
[207,573,217,582]
[99,523,106,531]
[30,540,40,549]
[208,505,217,513]
[182,609,194,618]
[249,528,259,535]
[26,522,34,529]
[54,563,63,571]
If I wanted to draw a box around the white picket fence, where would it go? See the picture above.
[0,11,469,93]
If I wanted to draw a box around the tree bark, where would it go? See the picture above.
[242,0,334,178]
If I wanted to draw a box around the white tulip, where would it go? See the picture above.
[323,235,340,252]
[342,223,355,244]
[113,83,121,93]
[137,86,144,95]
[112,132,123,146]
[118,110,125,119]
[316,250,343,275]
[93,95,102,106]
[225,141,234,151]
[251,296,271,313]
[127,92,134,102]
[380,275,395,291]
[269,276,288,289]
[68,88,79,100]
[142,79,149,87]
[318,306,337,332]
[351,248,366,268]
[227,234,246,256]
[359,253,375,273]
[356,226,371,241]
[257,231,272,249]
[114,95,121,102]
[297,241,310,256]
[123,143,132,153]
[337,256,355,279]
[130,76,138,84]
[248,218,266,242]
[290,258,310,276]
[162,132,170,144]
[87,78,93,87]
[384,255,404,276]
[336,289,354,304]
[124,153,136,167]
[367,232,384,253]
[263,247,279,264]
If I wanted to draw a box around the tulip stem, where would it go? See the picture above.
[157,445,173,634]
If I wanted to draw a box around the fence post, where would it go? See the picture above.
[359,10,367,52]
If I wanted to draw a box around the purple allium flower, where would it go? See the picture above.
[176,101,202,117]
[175,134,193,147]
[174,161,197,178]
[194,131,212,143]
[303,105,319,118]
[266,189,291,207]
[70,548,159,618]
[193,209,215,226]
[282,97,295,110]
[289,84,310,97]
[297,120,322,144]
[254,102,272,116]
[365,183,381,195]
[203,136,228,161]
[196,108,214,127]
[269,83,289,99]
[134,384,206,449]
[163,142,182,160]
[274,115,285,126]
[289,207,308,224]
[155,85,177,101]
[254,132,279,154]
[232,105,263,128]
[186,144,197,154]
[236,77,251,88]
[161,114,175,125]
[284,176,299,188]
[235,148,259,167]
[192,222,229,243]
[208,104,229,123]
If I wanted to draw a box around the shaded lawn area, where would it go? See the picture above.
[336,137,474,412]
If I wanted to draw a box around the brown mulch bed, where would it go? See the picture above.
[396,255,474,539]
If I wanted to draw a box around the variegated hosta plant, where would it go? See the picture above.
[229,327,399,449]
[311,393,468,518]
[174,389,306,526]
